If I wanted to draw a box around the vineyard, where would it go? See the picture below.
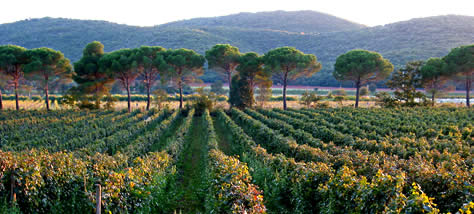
[0,107,473,213]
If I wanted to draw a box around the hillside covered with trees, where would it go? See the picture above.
[1,11,473,86]
[161,10,366,33]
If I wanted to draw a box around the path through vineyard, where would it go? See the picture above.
[176,115,208,213]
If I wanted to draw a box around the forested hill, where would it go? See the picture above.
[1,11,473,86]
[160,10,366,33]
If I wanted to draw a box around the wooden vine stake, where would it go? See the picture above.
[10,173,16,204]
[96,184,101,214]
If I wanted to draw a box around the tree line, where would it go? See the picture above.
[333,46,472,108]
[0,42,472,111]
[0,46,72,111]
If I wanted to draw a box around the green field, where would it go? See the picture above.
[0,107,472,213]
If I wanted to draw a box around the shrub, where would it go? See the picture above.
[376,92,398,107]
[360,86,369,96]
[332,89,347,96]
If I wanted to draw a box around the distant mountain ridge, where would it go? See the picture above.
[0,11,473,86]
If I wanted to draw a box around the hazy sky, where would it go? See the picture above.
[1,0,473,26]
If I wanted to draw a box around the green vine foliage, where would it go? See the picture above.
[0,107,472,213]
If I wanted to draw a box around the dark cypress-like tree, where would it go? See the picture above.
[73,41,113,109]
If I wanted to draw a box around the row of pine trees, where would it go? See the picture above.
[0,42,472,111]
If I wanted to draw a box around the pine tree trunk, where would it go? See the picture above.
[14,81,19,111]
[146,83,151,111]
[431,92,435,106]
[466,78,471,108]
[283,73,288,110]
[431,81,435,106]
[45,82,50,111]
[179,83,183,109]
[355,79,360,108]
[227,71,232,96]
[95,84,100,109]
[95,98,100,110]
[127,84,131,113]
[0,89,3,110]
